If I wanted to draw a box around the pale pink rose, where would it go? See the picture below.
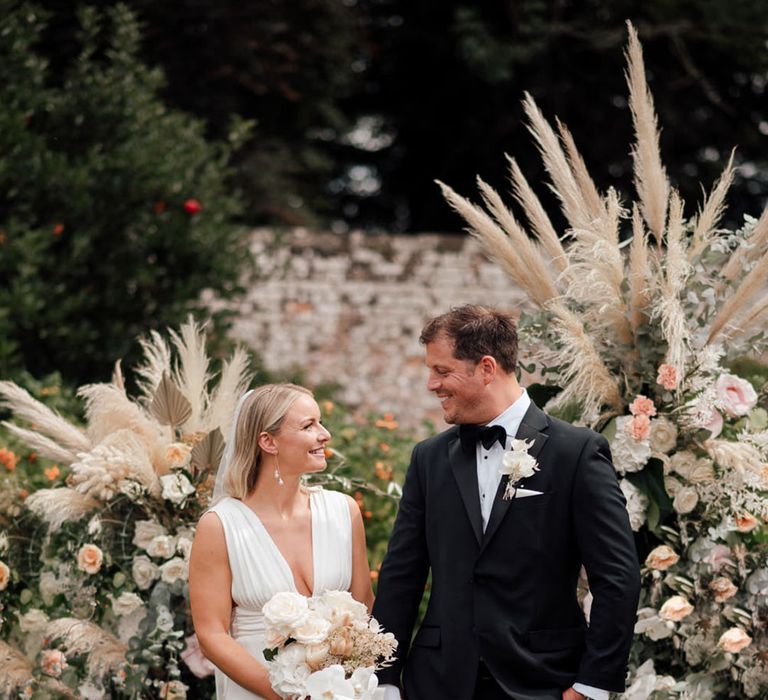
[715,374,758,418]
[656,364,679,391]
[165,442,192,469]
[735,513,760,533]
[709,577,738,603]
[645,545,679,571]
[626,414,651,441]
[77,544,104,575]
[0,560,10,590]
[40,649,68,677]
[718,627,752,653]
[304,642,330,670]
[180,634,215,679]
[659,595,694,621]
[701,409,723,439]
[705,544,734,572]
[629,396,657,418]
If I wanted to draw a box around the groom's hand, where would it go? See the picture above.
[562,689,586,700]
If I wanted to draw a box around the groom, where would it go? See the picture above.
[373,305,640,700]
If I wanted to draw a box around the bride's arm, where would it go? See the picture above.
[346,496,375,611]
[189,512,281,700]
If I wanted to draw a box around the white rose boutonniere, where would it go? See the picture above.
[499,438,540,500]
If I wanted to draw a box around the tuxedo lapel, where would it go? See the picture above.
[449,435,483,545]
[480,403,549,554]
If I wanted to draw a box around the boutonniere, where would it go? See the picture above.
[499,438,540,500]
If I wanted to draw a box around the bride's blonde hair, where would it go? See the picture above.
[223,383,313,498]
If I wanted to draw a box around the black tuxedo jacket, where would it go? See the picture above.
[373,402,640,700]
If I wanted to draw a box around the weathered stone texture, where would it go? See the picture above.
[206,228,529,431]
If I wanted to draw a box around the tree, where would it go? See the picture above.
[0,3,251,384]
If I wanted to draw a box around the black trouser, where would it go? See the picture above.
[472,663,563,700]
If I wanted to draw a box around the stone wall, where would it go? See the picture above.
[205,228,529,431]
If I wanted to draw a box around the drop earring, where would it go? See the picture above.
[273,452,284,486]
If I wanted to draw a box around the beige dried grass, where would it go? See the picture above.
[688,150,735,260]
[625,21,669,244]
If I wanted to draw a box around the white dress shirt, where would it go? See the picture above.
[381,390,608,700]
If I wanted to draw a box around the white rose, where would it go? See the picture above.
[176,536,194,561]
[268,643,311,698]
[718,627,752,653]
[292,613,332,645]
[611,417,651,474]
[620,479,648,532]
[159,557,188,585]
[316,589,369,627]
[18,608,49,632]
[111,592,144,617]
[650,416,677,454]
[132,555,159,590]
[659,595,694,621]
[39,571,62,606]
[160,473,196,504]
[634,608,673,640]
[146,535,177,560]
[132,520,168,550]
[716,374,758,417]
[263,591,310,634]
[673,486,699,515]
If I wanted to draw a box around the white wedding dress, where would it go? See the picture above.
[208,488,353,699]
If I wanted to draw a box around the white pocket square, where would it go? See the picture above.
[513,488,544,499]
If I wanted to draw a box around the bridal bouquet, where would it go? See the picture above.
[261,590,397,700]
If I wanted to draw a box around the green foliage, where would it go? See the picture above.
[0,2,252,385]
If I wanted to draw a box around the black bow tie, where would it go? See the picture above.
[459,424,507,453]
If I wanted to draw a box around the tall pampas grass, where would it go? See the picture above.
[170,318,212,432]
[625,21,669,244]
[628,205,652,336]
[25,488,100,529]
[45,618,127,678]
[0,381,91,456]
[721,207,768,282]
[204,346,253,435]
[134,330,172,405]
[0,640,34,696]
[688,151,735,260]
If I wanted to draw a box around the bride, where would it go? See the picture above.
[189,383,375,699]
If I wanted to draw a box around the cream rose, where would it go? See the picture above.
[645,545,680,571]
[735,512,759,533]
[709,577,738,602]
[41,649,68,677]
[146,535,177,560]
[77,544,104,575]
[0,559,9,590]
[718,627,752,653]
[159,680,188,700]
[132,520,168,550]
[292,613,332,645]
[160,473,196,504]
[650,416,677,454]
[716,374,758,418]
[165,442,192,469]
[132,555,160,590]
[159,557,188,585]
[620,479,648,532]
[670,452,714,484]
[673,486,698,515]
[304,642,330,670]
[112,592,144,617]
[317,589,369,627]
[262,591,310,633]
[18,608,49,632]
[659,595,694,621]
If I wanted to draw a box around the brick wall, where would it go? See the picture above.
[205,228,529,432]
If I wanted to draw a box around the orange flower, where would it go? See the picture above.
[375,413,399,431]
[27,452,37,463]
[321,400,335,413]
[370,570,379,581]
[52,223,65,236]
[379,442,391,453]
[44,465,60,481]
[324,448,334,458]
[0,447,18,471]
[735,513,759,533]
[19,489,28,499]
[375,461,393,481]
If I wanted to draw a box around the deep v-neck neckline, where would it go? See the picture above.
[234,492,318,597]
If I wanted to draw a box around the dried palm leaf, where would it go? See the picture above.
[625,21,669,244]
[522,93,595,230]
[190,428,225,475]
[205,346,253,435]
[0,381,91,455]
[25,488,100,530]
[688,150,735,260]
[708,246,768,343]
[45,618,127,678]
[436,180,556,307]
[506,155,568,273]
[134,330,172,405]
[170,318,211,432]
[150,373,192,429]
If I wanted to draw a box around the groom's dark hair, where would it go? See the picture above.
[420,304,518,374]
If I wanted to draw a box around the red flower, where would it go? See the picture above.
[153,201,167,214]
[52,223,65,236]
[183,199,202,215]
